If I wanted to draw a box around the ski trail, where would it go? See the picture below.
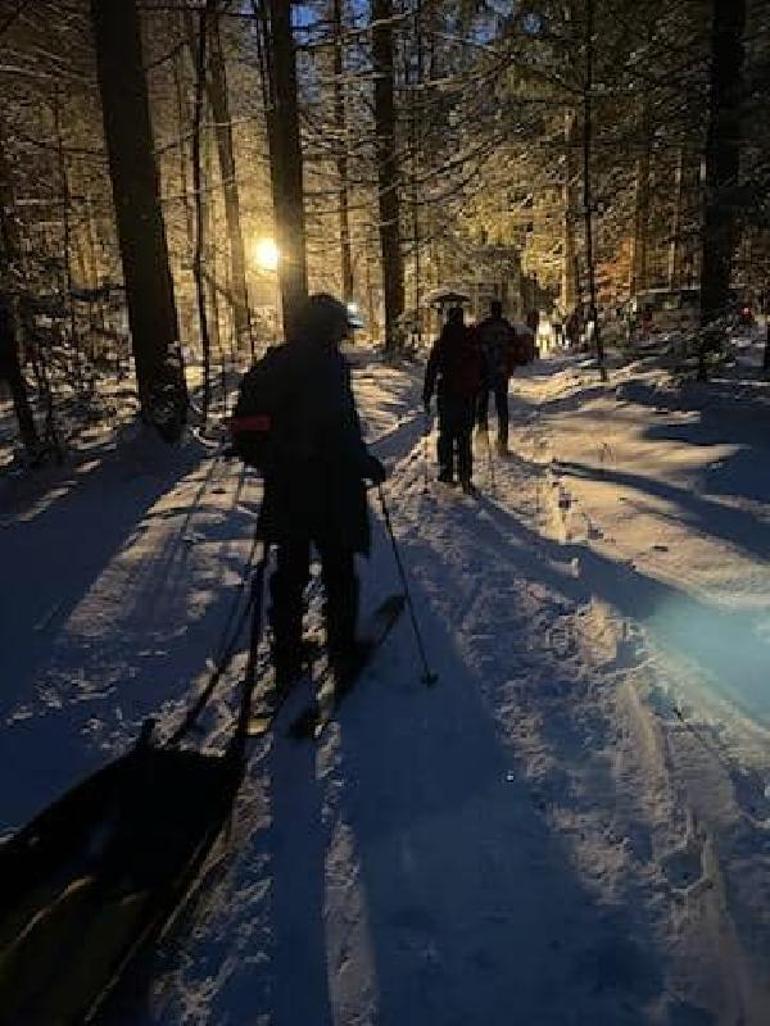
[141,403,755,1023]
[4,354,770,1024]
[371,430,766,1023]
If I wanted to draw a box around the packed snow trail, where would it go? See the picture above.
[1,349,769,1024]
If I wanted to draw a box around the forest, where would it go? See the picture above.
[2,4,770,1024]
[1,0,768,462]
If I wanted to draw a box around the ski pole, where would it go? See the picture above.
[169,531,262,747]
[422,412,431,492]
[377,484,438,686]
[486,432,496,496]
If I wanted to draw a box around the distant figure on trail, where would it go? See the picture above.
[422,305,482,495]
[475,299,519,456]
[551,309,563,347]
[565,308,581,348]
[230,293,386,690]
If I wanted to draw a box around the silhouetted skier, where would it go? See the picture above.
[423,306,482,494]
[475,299,518,456]
[230,293,386,688]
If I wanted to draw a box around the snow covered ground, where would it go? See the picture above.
[1,343,770,1024]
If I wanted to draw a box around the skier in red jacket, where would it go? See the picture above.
[423,306,483,494]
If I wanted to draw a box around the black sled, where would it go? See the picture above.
[0,555,270,1025]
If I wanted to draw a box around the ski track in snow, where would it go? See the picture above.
[2,349,770,1024]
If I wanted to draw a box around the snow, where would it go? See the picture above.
[1,343,770,1024]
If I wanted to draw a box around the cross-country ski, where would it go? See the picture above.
[289,592,405,740]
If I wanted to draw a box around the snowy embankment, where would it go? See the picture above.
[1,346,769,1024]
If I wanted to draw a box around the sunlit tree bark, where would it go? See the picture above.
[90,0,187,439]
[372,0,404,352]
[207,9,251,349]
[699,0,746,378]
[332,0,353,303]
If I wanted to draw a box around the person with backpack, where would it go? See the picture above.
[229,293,386,690]
[422,305,483,494]
[475,299,519,456]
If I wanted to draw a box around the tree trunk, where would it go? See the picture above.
[90,0,187,439]
[372,0,404,352]
[207,11,251,348]
[173,36,195,254]
[205,130,222,361]
[52,84,83,394]
[410,0,424,340]
[365,251,378,340]
[0,117,38,453]
[0,313,39,453]
[699,0,746,378]
[562,109,578,316]
[630,102,651,296]
[668,147,684,288]
[332,0,353,303]
[190,1,213,421]
[254,0,308,341]
[582,0,607,381]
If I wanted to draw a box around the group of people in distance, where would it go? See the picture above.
[423,300,529,496]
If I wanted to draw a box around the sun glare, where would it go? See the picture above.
[254,237,279,271]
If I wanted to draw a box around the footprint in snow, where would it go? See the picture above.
[660,841,708,892]
[729,769,770,827]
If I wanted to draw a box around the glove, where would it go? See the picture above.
[364,454,387,485]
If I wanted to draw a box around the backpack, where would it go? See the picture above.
[513,332,536,365]
[229,345,290,471]
[437,325,482,398]
[478,318,516,379]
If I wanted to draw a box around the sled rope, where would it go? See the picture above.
[168,530,261,747]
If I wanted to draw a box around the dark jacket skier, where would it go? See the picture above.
[231,293,385,688]
[475,300,518,455]
[422,306,482,493]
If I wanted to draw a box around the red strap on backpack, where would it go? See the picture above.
[230,414,272,434]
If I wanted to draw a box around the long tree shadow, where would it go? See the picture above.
[0,445,254,830]
[263,718,335,1025]
[643,419,770,506]
[512,361,770,509]
[332,587,667,1026]
[475,493,770,726]
[96,689,335,1026]
[585,374,770,507]
[555,458,770,563]
[0,431,205,713]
